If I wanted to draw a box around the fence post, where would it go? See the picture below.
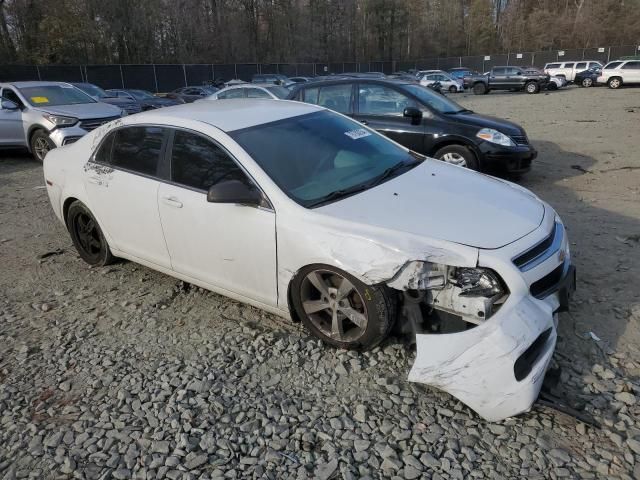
[607,47,611,63]
[36,66,41,81]
[119,65,124,88]
[182,65,187,87]
[211,64,215,81]
[152,65,159,93]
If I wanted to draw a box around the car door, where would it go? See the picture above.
[83,125,172,269]
[157,128,277,305]
[0,88,26,146]
[622,61,640,83]
[354,83,425,153]
[489,68,507,88]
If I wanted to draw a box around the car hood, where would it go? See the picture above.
[143,98,180,106]
[35,102,122,119]
[99,97,135,107]
[445,111,524,136]
[316,159,544,250]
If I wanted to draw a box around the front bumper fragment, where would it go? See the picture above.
[408,264,575,422]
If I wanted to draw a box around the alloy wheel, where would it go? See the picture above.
[33,137,51,161]
[74,213,102,259]
[440,152,467,167]
[526,83,537,93]
[609,78,621,89]
[583,78,593,87]
[300,270,368,343]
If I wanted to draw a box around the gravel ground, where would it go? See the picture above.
[1,85,639,479]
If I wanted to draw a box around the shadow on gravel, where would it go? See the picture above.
[0,151,40,178]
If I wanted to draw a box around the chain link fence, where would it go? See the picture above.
[2,45,639,93]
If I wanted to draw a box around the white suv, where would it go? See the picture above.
[597,60,640,89]
[543,61,603,82]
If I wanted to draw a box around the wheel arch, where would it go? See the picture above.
[429,137,482,167]
[27,125,49,152]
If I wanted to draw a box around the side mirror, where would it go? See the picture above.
[1,99,19,110]
[207,179,263,207]
[403,107,423,125]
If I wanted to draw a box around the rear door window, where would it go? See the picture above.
[575,62,587,70]
[246,88,271,98]
[604,61,623,69]
[563,63,574,68]
[492,68,506,75]
[109,126,165,176]
[546,63,561,69]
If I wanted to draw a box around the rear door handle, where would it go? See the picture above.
[162,196,183,208]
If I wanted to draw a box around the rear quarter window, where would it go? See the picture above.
[604,62,623,69]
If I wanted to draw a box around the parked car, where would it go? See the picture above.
[418,70,464,93]
[167,86,218,103]
[289,76,313,83]
[0,81,124,161]
[448,67,478,80]
[106,89,181,110]
[288,78,536,174]
[574,65,602,87]
[204,84,290,100]
[597,60,640,89]
[464,66,549,94]
[543,61,603,82]
[70,82,142,114]
[521,68,566,90]
[43,99,575,422]
[342,72,387,79]
[251,74,292,86]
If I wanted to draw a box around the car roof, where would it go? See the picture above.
[223,83,277,89]
[133,99,321,132]
[0,81,75,88]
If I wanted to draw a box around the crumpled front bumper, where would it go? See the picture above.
[408,264,575,422]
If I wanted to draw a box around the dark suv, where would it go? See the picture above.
[464,66,549,94]
[288,79,536,174]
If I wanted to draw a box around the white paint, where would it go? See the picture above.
[516,53,523,59]
[43,101,570,421]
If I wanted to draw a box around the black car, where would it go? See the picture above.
[574,66,602,87]
[288,79,535,174]
[167,85,218,103]
[105,89,182,110]
[71,83,142,114]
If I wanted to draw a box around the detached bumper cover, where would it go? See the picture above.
[408,264,575,422]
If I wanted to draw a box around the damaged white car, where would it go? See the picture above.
[43,100,576,421]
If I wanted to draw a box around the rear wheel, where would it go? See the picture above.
[435,144,479,171]
[473,82,487,95]
[608,77,622,89]
[581,77,593,87]
[291,265,396,350]
[30,130,55,162]
[448,85,457,93]
[525,81,540,94]
[66,201,114,266]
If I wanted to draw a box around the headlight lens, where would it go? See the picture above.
[476,128,515,147]
[454,268,504,297]
[43,114,78,127]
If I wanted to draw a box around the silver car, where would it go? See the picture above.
[0,81,124,161]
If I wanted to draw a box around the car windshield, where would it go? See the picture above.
[129,90,155,100]
[19,85,96,106]
[77,84,109,98]
[402,84,465,114]
[266,86,289,98]
[230,110,421,208]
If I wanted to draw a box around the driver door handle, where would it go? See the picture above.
[162,196,183,208]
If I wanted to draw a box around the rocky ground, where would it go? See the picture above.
[1,85,639,479]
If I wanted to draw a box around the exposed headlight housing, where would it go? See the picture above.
[454,268,504,297]
[43,114,78,127]
[476,128,515,147]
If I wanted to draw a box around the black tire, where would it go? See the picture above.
[448,85,457,93]
[525,81,540,94]
[547,82,558,91]
[66,201,114,266]
[608,77,622,89]
[30,130,55,162]
[473,82,487,95]
[434,144,480,171]
[291,264,396,350]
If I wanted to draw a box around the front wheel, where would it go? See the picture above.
[291,265,396,350]
[608,77,622,89]
[581,77,593,87]
[435,144,479,171]
[449,85,458,93]
[66,201,114,266]
[473,82,487,95]
[525,82,540,94]
[30,130,55,162]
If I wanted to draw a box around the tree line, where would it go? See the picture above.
[0,0,638,65]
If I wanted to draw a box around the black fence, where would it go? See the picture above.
[2,45,638,93]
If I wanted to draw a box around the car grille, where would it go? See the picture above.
[530,263,567,299]
[513,222,559,271]
[80,116,121,131]
[511,135,529,146]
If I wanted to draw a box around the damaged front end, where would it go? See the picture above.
[387,260,559,422]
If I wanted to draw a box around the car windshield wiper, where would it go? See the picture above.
[444,108,473,114]
[307,183,372,208]
[366,159,422,188]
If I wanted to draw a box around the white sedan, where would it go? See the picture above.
[44,100,575,421]
[202,83,290,100]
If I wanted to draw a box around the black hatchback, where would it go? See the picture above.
[288,79,535,174]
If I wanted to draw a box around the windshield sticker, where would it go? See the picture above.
[344,129,371,140]
[30,96,49,104]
